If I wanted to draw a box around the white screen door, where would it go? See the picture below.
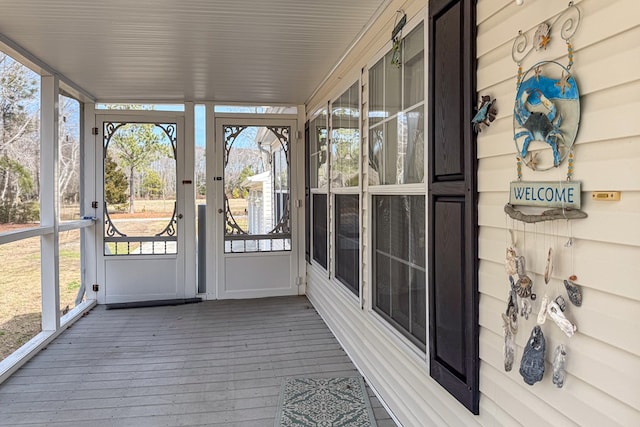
[97,113,189,304]
[214,117,299,299]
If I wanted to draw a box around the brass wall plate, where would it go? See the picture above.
[591,191,621,201]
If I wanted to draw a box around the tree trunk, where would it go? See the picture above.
[129,165,135,213]
[1,159,9,201]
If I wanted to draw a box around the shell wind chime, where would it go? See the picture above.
[501,2,585,389]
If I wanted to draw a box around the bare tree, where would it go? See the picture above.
[0,53,39,222]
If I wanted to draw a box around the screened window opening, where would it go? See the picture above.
[335,194,360,296]
[223,125,291,253]
[0,52,41,232]
[59,95,81,222]
[369,23,424,185]
[103,122,178,255]
[312,193,328,269]
[373,195,426,347]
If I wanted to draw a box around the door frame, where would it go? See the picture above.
[207,113,302,300]
[95,110,193,304]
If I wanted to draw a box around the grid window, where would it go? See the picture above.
[368,23,424,185]
[372,195,426,347]
[312,193,328,269]
[330,82,360,189]
[335,194,359,296]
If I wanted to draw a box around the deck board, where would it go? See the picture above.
[0,296,394,426]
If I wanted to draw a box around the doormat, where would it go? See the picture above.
[275,377,377,427]
[105,298,201,310]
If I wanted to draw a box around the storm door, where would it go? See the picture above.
[214,118,299,299]
[97,114,187,304]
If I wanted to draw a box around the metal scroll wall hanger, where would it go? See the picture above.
[505,1,587,224]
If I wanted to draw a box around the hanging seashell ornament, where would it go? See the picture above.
[520,298,532,320]
[563,279,583,307]
[552,344,568,388]
[544,247,553,284]
[519,325,546,386]
[547,300,577,337]
[503,315,516,372]
[506,247,517,275]
[502,289,518,335]
[515,255,527,277]
[515,275,533,298]
[537,294,549,325]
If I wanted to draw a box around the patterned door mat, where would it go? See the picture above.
[275,377,378,426]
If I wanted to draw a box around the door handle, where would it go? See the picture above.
[218,208,224,214]
[178,214,183,219]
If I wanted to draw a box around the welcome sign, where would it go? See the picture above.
[510,181,581,209]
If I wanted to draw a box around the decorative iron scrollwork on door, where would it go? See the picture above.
[222,125,291,253]
[103,121,179,255]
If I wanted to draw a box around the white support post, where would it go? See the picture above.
[296,104,307,296]
[183,102,197,298]
[82,103,98,302]
[40,75,60,332]
[205,102,217,299]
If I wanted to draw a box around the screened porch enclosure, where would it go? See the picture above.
[5,1,638,426]
[0,0,395,412]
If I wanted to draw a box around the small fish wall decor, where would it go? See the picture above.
[472,95,497,133]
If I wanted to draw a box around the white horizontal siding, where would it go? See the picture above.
[306,0,640,425]
[476,0,640,425]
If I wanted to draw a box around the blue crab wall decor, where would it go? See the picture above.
[513,61,580,170]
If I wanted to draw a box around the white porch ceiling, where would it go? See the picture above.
[0,0,389,104]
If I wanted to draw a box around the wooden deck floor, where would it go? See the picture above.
[0,296,394,426]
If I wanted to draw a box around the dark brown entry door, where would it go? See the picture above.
[428,0,479,414]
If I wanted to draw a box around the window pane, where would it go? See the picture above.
[411,267,427,342]
[309,111,328,190]
[96,104,185,112]
[404,24,425,108]
[0,52,41,232]
[335,194,359,296]
[373,195,425,347]
[369,59,384,125]
[195,104,206,198]
[331,82,360,188]
[402,105,425,184]
[214,105,297,114]
[375,252,391,315]
[0,236,42,361]
[391,257,410,330]
[384,51,402,118]
[367,23,425,186]
[312,193,327,269]
[59,95,81,222]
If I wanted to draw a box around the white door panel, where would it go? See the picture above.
[97,114,189,304]
[214,118,299,299]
